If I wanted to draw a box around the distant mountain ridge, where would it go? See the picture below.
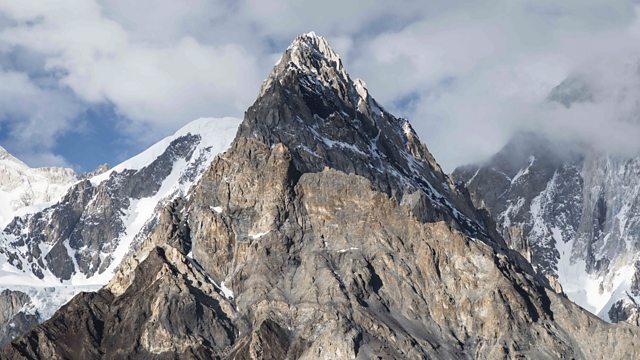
[0,146,77,228]
[454,131,640,323]
[0,117,240,344]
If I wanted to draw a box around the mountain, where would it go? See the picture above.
[3,32,640,359]
[242,32,499,243]
[0,149,77,343]
[0,147,77,228]
[453,130,640,322]
[0,117,240,344]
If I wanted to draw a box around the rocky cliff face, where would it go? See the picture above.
[0,117,240,344]
[239,33,498,243]
[0,290,39,345]
[454,131,640,322]
[5,246,237,360]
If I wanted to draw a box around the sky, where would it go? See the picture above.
[1,0,640,172]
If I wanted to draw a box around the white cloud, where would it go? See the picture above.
[0,70,80,167]
[1,0,640,170]
[0,0,262,143]
[347,0,640,169]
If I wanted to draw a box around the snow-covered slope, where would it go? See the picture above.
[454,133,640,322]
[0,147,77,228]
[90,118,235,185]
[0,117,240,341]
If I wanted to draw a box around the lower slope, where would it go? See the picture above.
[4,140,639,359]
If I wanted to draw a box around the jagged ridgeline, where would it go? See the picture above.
[3,33,640,359]
[453,130,640,325]
[0,117,241,344]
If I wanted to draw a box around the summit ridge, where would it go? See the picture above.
[248,32,499,242]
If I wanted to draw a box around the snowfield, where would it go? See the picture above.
[0,117,241,324]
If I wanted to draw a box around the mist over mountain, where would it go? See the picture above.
[2,1,640,172]
[454,126,640,326]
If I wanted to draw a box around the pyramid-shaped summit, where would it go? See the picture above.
[239,32,498,242]
[259,31,350,97]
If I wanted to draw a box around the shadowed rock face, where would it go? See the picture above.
[3,247,236,360]
[3,33,640,359]
[0,290,38,345]
[608,296,640,325]
[238,33,500,244]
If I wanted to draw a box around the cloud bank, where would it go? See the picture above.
[0,0,639,169]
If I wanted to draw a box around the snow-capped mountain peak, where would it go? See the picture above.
[0,117,241,340]
[246,32,504,247]
[454,131,640,323]
[260,31,350,98]
[287,31,345,75]
[0,146,27,168]
[91,117,239,185]
[0,147,77,229]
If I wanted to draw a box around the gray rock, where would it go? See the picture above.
[547,76,593,108]
[238,33,500,245]
[0,290,39,346]
[3,246,236,360]
[608,296,640,324]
